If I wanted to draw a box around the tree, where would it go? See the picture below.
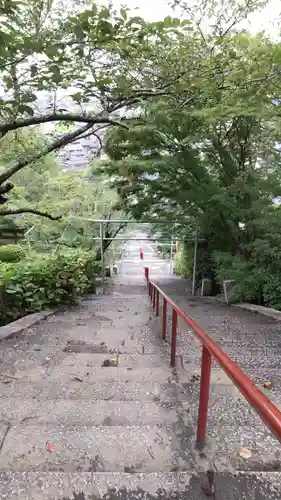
[102,23,281,300]
[0,0,195,207]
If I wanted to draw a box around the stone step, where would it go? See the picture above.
[60,353,168,368]
[0,399,189,427]
[0,424,188,473]
[0,470,279,500]
[0,378,184,402]
[48,366,173,383]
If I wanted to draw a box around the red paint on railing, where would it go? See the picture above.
[146,275,281,447]
[156,290,160,317]
[144,266,149,284]
[162,298,167,340]
[197,346,212,446]
[170,308,178,367]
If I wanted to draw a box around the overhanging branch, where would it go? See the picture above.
[0,113,129,136]
[0,208,62,220]
[0,123,93,184]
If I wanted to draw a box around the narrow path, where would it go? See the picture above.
[0,236,279,498]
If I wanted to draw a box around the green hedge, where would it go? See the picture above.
[0,250,96,324]
[0,244,26,263]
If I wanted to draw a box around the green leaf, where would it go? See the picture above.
[120,8,127,21]
[17,104,34,115]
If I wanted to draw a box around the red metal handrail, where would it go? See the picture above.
[144,266,281,448]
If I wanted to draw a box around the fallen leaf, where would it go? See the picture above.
[263,381,273,390]
[239,447,252,459]
[73,376,83,383]
[46,440,56,453]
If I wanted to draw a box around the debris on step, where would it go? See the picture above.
[263,381,273,389]
[201,469,216,497]
[124,466,136,473]
[121,340,125,346]
[73,376,83,383]
[102,355,119,367]
[191,374,200,382]
[45,441,56,453]
[238,447,252,459]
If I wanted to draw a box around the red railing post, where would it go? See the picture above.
[162,298,167,340]
[147,279,281,446]
[144,266,149,284]
[196,345,212,448]
[170,308,178,367]
[156,290,160,316]
[152,286,156,308]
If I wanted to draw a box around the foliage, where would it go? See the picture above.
[0,0,194,208]
[0,249,96,324]
[102,11,281,308]
[173,246,191,278]
[0,129,128,255]
[0,244,25,263]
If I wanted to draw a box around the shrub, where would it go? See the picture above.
[173,246,192,277]
[213,247,281,309]
[0,244,25,263]
[0,249,96,324]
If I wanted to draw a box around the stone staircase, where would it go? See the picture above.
[0,278,280,499]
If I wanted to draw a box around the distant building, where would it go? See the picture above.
[36,90,106,171]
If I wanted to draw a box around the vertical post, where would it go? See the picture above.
[153,286,156,308]
[192,228,198,296]
[162,298,167,340]
[196,345,212,448]
[100,221,104,291]
[156,290,159,316]
[144,266,149,284]
[170,230,173,276]
[170,308,178,367]
[149,282,152,299]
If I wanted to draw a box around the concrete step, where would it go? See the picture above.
[0,378,185,402]
[0,424,188,473]
[48,366,173,383]
[0,399,189,427]
[0,470,280,500]
[60,353,168,368]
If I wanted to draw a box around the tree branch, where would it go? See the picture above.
[0,113,129,136]
[0,123,93,184]
[0,208,62,220]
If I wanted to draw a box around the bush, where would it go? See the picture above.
[173,246,191,277]
[213,247,281,309]
[0,244,25,263]
[0,249,96,324]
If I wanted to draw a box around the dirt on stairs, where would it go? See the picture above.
[0,277,279,499]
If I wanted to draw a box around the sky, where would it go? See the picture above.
[110,0,281,39]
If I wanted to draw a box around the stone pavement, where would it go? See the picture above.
[0,235,280,499]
